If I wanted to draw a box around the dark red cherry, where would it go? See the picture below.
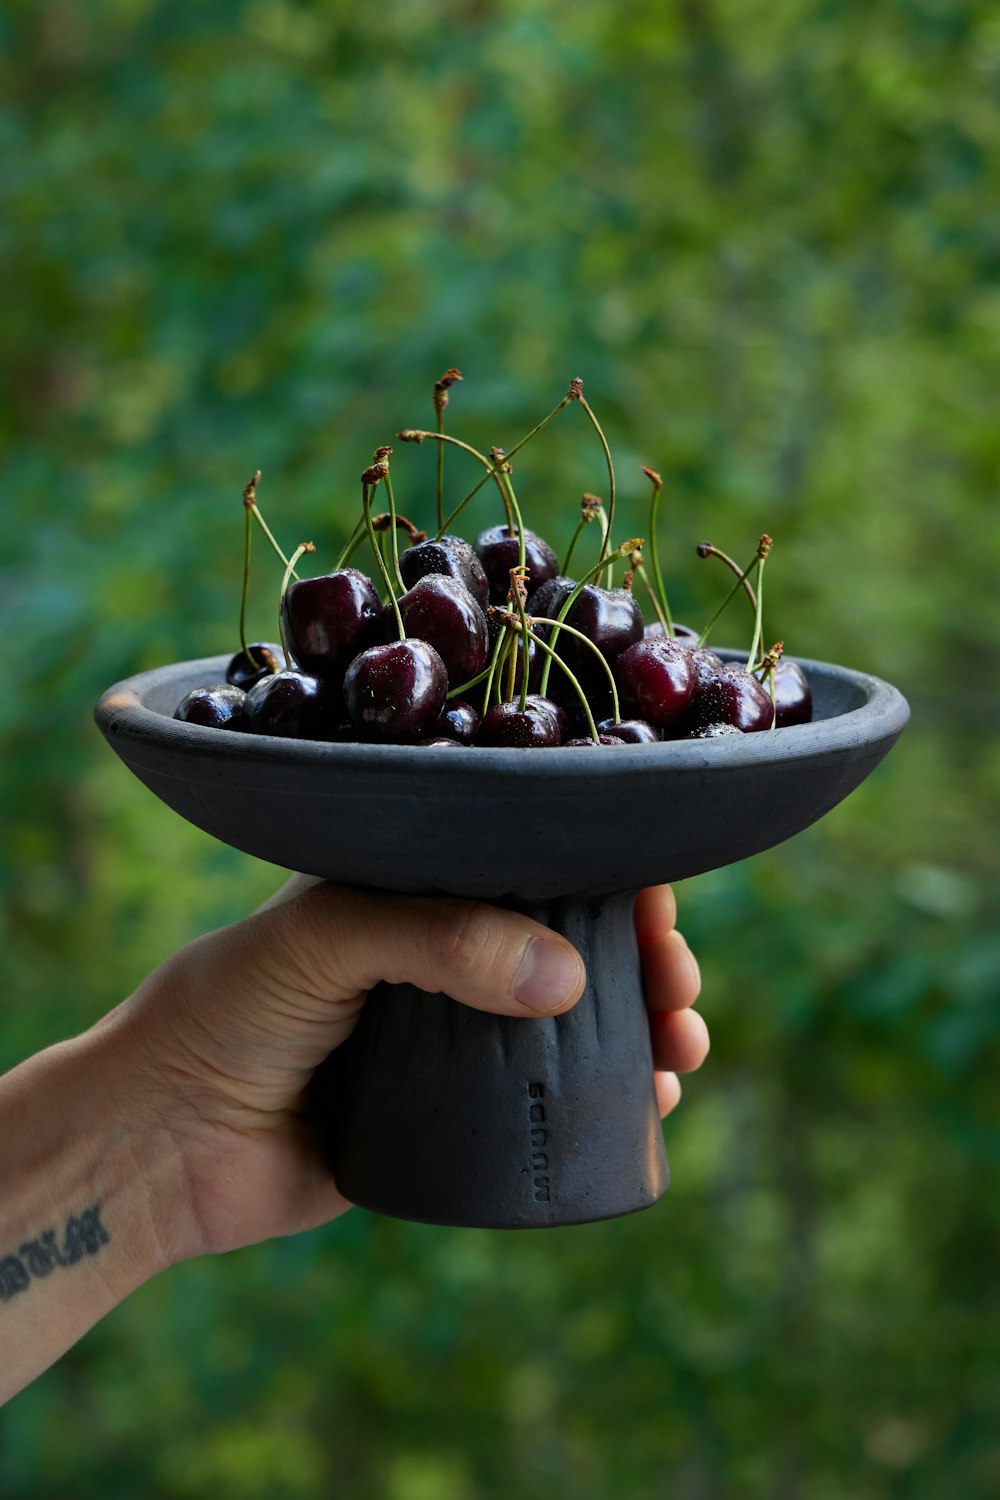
[435,699,481,745]
[688,721,742,739]
[478,701,561,748]
[526,576,575,618]
[614,638,698,728]
[283,569,382,679]
[397,575,488,686]
[644,621,700,646]
[771,660,813,727]
[598,717,659,744]
[174,684,247,730]
[244,670,341,740]
[687,663,773,733]
[523,694,567,738]
[344,640,448,743]
[226,643,282,690]
[474,525,559,604]
[399,536,489,612]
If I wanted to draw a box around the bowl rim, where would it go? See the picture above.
[95,650,910,778]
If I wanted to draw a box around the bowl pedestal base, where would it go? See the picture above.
[310,893,670,1228]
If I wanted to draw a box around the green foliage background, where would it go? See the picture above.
[1,1,998,1495]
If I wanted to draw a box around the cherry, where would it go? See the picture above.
[614,638,698,728]
[478,700,562,747]
[283,568,382,679]
[174,684,247,730]
[686,663,773,733]
[644,621,700,646]
[226,643,282,690]
[598,717,659,744]
[344,639,448,743]
[523,694,567,738]
[244,670,341,740]
[475,524,559,605]
[771,660,813,727]
[527,576,575,619]
[399,535,489,612]
[434,698,481,745]
[545,583,643,720]
[397,575,488,686]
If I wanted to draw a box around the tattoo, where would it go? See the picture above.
[0,1205,110,1305]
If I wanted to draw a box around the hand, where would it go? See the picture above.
[103,878,708,1265]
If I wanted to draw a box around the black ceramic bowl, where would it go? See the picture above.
[96,652,908,1229]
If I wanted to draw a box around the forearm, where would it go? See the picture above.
[0,1023,180,1404]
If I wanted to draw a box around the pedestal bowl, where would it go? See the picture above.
[95,652,908,1229]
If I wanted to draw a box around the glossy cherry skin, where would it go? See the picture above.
[244,670,341,740]
[397,575,488,686]
[523,694,567,738]
[283,569,382,679]
[478,700,562,748]
[527,576,575,618]
[174,684,247,730]
[686,663,773,733]
[226,643,282,690]
[644,621,700,646]
[598,717,659,744]
[434,699,481,745]
[344,640,448,743]
[399,536,489,612]
[614,638,698,728]
[771,660,813,727]
[474,525,559,604]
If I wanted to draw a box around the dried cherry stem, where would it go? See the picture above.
[431,390,574,539]
[562,493,605,575]
[362,476,406,641]
[642,467,674,635]
[243,471,298,577]
[278,541,316,669]
[538,538,643,696]
[745,540,771,670]
[696,534,771,649]
[568,379,616,584]
[396,430,512,526]
[696,541,758,612]
[433,368,462,534]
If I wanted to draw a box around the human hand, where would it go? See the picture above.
[99,878,708,1265]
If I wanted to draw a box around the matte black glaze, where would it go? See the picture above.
[95,651,908,1228]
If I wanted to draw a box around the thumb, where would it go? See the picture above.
[253,882,587,1027]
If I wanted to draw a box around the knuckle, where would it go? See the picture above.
[435,899,501,984]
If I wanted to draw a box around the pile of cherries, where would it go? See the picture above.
[175,374,812,749]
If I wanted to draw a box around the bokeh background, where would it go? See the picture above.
[2,2,998,1496]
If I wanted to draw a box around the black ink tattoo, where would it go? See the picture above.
[0,1205,110,1305]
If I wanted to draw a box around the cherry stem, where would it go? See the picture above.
[239,505,256,666]
[431,392,573,539]
[746,548,769,670]
[644,469,674,635]
[382,464,405,595]
[697,542,758,612]
[537,538,642,696]
[494,457,526,574]
[334,515,367,571]
[279,541,316,669]
[363,482,405,641]
[397,431,512,526]
[515,589,531,713]
[436,410,445,535]
[696,544,761,648]
[561,496,605,576]
[633,556,670,633]
[571,386,616,584]
[524,627,600,743]
[536,614,622,724]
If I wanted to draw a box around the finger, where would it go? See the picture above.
[633,884,677,947]
[641,928,701,1013]
[257,883,587,1019]
[649,1007,710,1074]
[654,1071,682,1118]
